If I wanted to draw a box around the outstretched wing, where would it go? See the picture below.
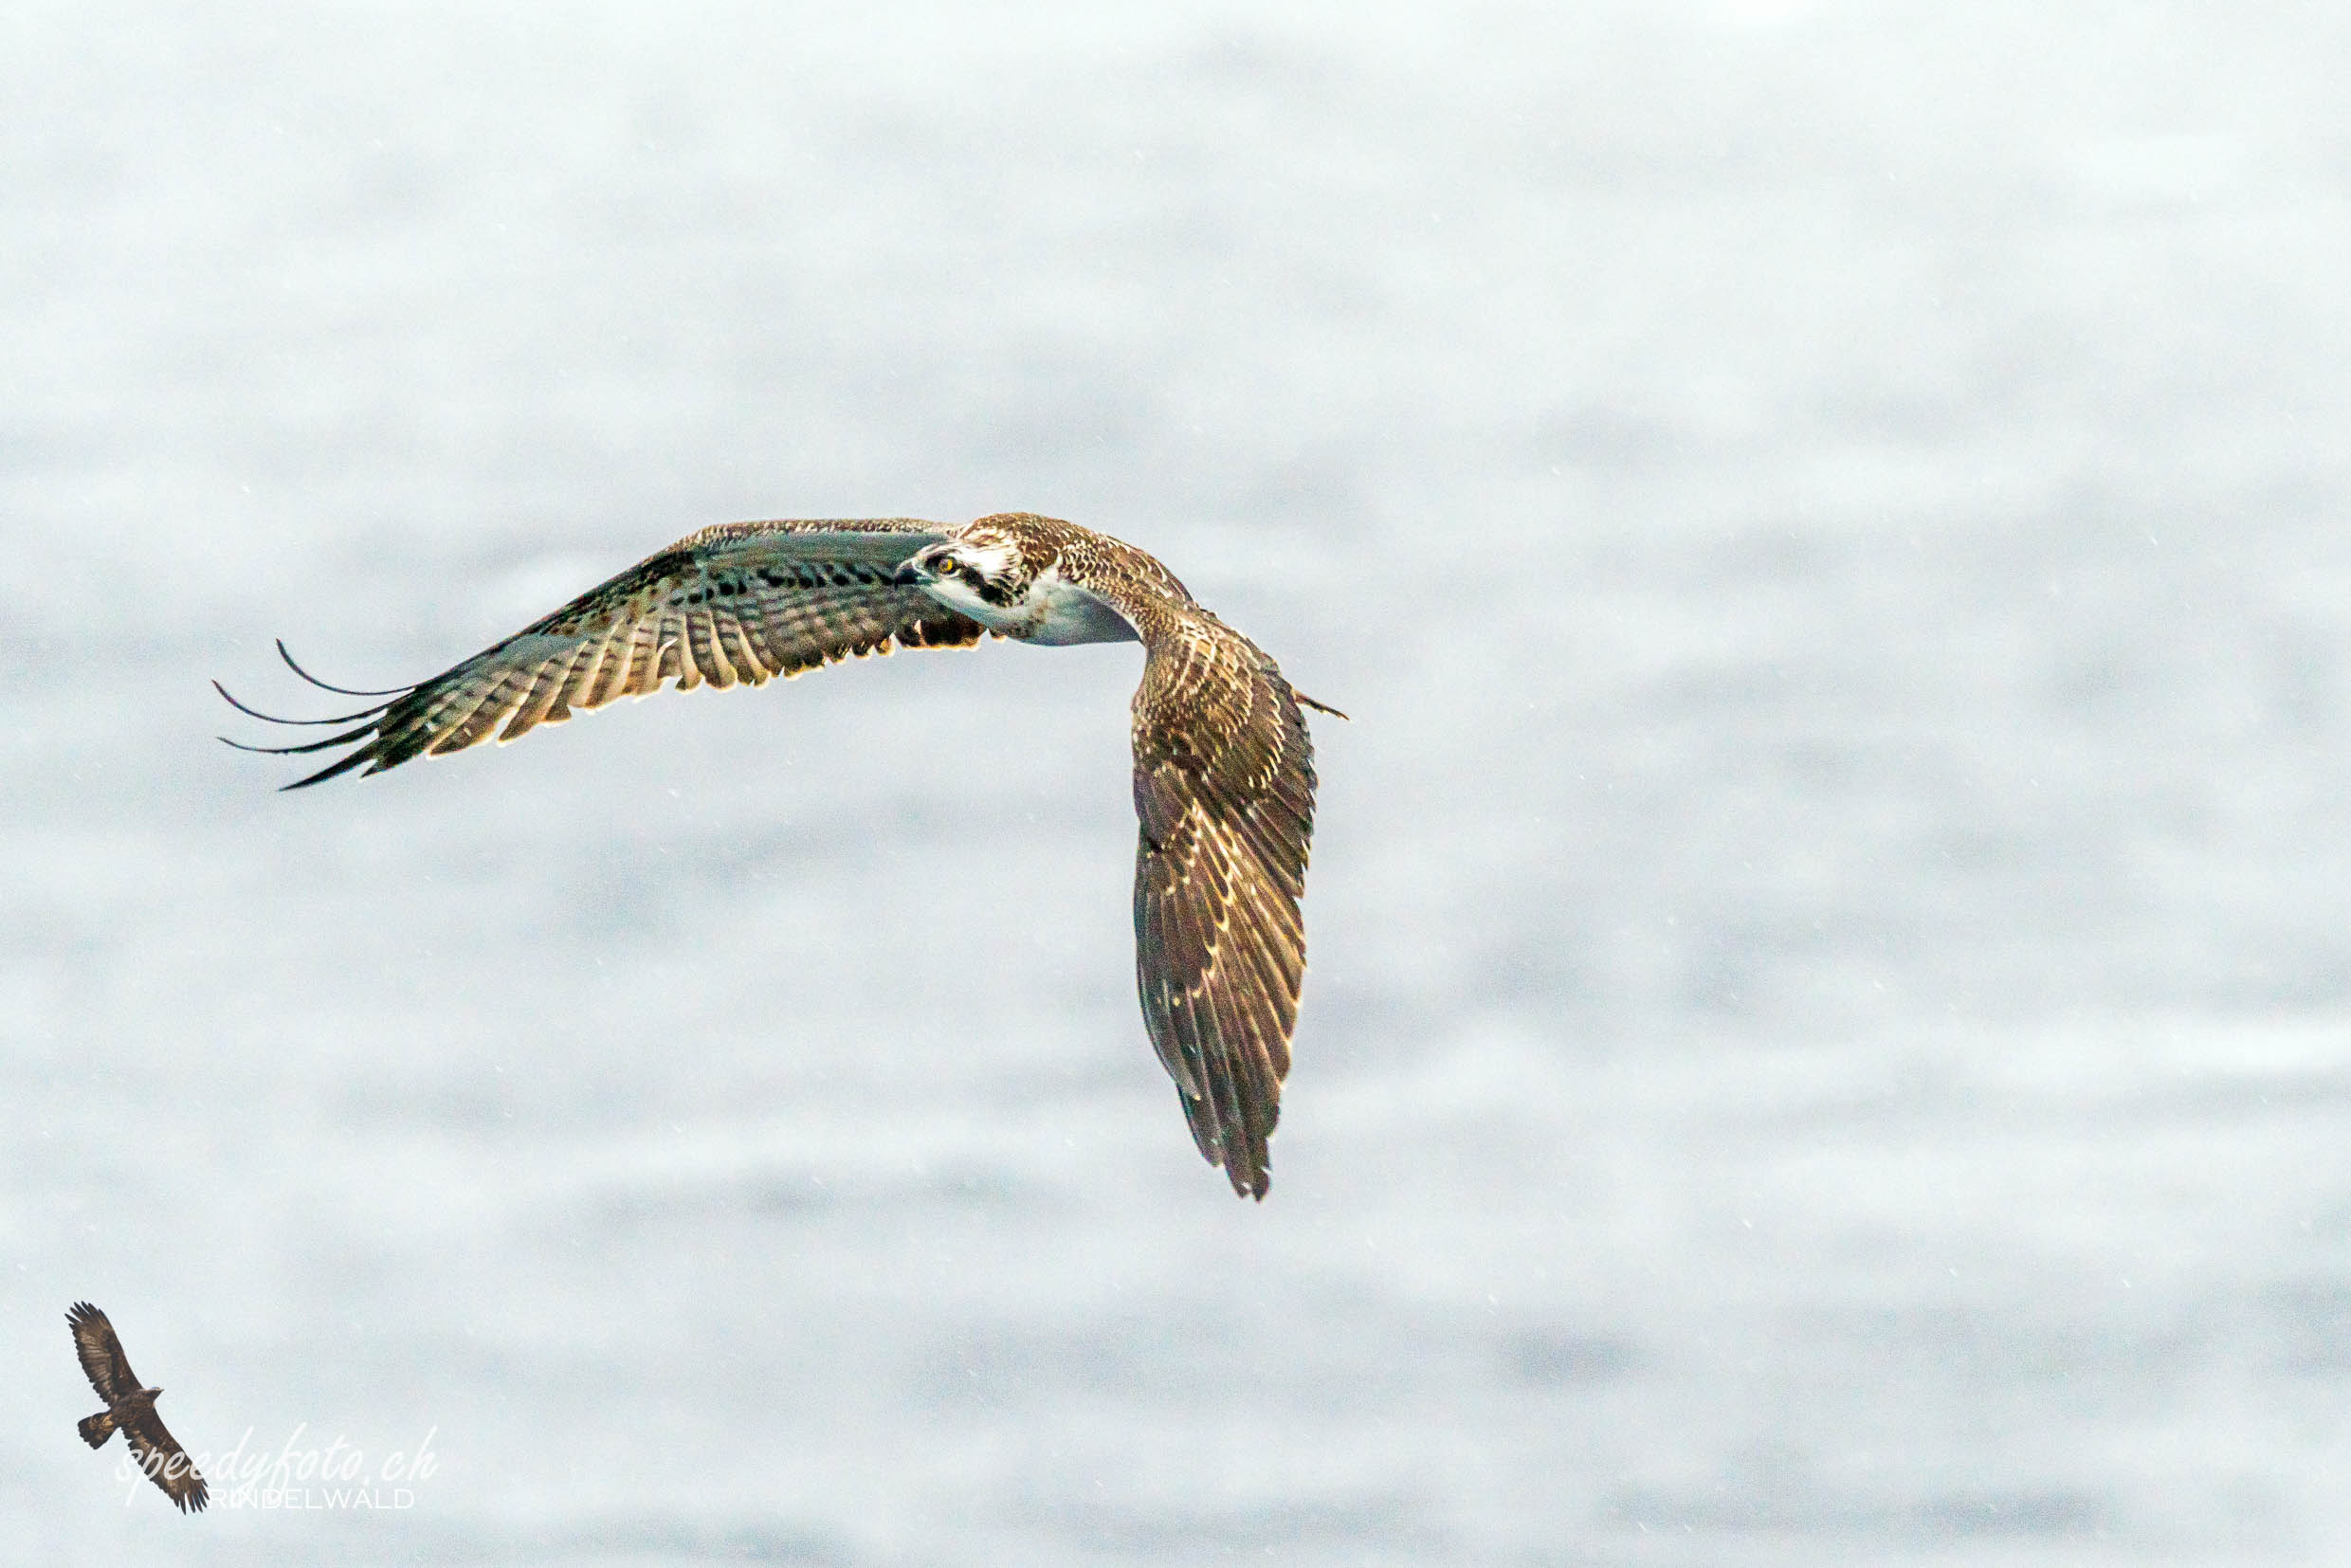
[66,1302,137,1406]
[1129,616,1320,1200]
[121,1410,208,1513]
[219,520,990,788]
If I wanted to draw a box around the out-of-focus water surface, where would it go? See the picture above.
[9,2,2351,1561]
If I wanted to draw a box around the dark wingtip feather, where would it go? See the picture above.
[218,718,386,758]
[1223,1149,1269,1200]
[276,638,410,697]
[213,678,391,727]
[281,745,382,791]
[216,652,402,785]
[1235,1135,1271,1201]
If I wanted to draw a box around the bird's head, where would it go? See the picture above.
[892,523,1033,629]
[891,513,1138,646]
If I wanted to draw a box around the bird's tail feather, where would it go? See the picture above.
[78,1412,115,1449]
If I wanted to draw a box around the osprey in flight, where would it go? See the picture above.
[220,513,1339,1198]
[67,1302,209,1513]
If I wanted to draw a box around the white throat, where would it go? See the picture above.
[926,561,1138,646]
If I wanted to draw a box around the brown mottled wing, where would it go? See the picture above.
[1130,616,1319,1199]
[120,1409,208,1513]
[67,1302,136,1407]
[225,520,988,788]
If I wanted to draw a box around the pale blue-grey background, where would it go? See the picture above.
[8,2,2351,1562]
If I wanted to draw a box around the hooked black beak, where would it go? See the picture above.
[893,561,927,588]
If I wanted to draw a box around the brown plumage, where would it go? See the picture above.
[219,513,1339,1197]
[67,1302,208,1513]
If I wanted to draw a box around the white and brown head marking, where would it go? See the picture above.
[219,511,1340,1199]
[901,525,1028,613]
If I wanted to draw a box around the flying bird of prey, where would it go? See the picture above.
[67,1302,209,1513]
[219,513,1340,1198]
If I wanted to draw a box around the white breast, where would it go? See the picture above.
[1019,565,1139,646]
